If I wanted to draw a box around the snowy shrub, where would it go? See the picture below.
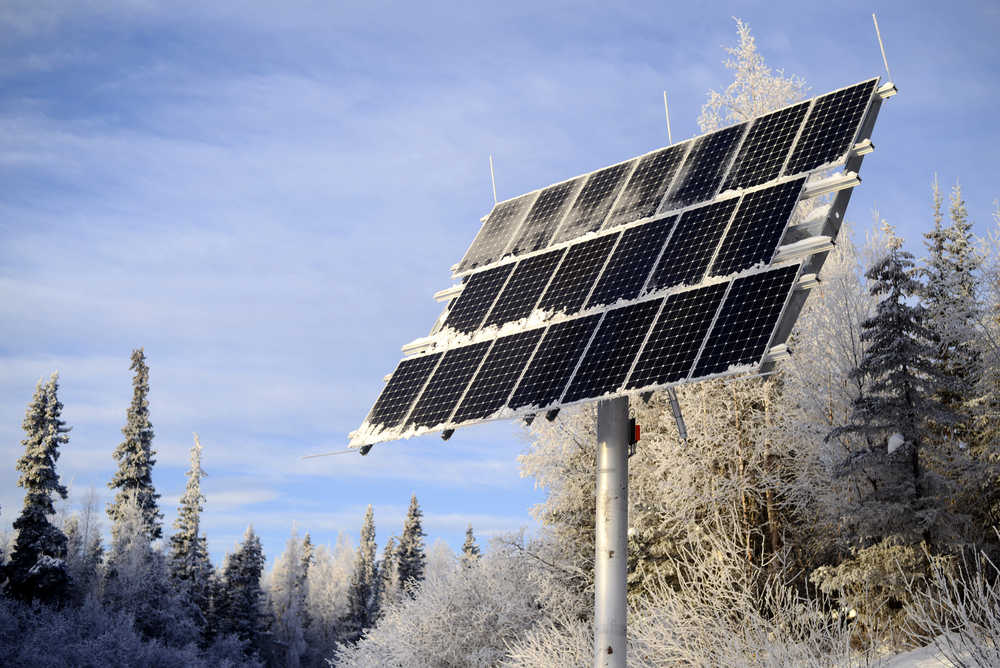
[333,537,556,668]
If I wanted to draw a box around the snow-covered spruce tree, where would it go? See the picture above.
[298,532,313,631]
[698,17,807,132]
[396,495,426,593]
[217,526,268,658]
[108,348,162,542]
[815,220,980,633]
[6,374,71,603]
[920,178,983,445]
[169,433,213,628]
[341,504,377,642]
[268,527,307,668]
[461,524,480,567]
[370,534,398,618]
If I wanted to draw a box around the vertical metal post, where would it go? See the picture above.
[594,396,629,668]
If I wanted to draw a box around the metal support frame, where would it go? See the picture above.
[594,396,629,667]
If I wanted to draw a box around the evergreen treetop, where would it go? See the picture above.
[169,433,212,622]
[396,495,426,591]
[108,348,162,541]
[344,504,377,640]
[218,525,267,656]
[461,524,480,566]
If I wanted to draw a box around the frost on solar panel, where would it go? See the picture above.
[604,145,687,229]
[453,329,544,422]
[365,353,442,430]
[587,215,677,308]
[456,193,536,273]
[537,233,619,315]
[563,300,662,402]
[443,264,514,334]
[693,265,799,378]
[552,161,635,244]
[648,198,738,291]
[722,102,809,191]
[660,123,746,210]
[484,249,564,328]
[710,178,804,277]
[508,178,584,256]
[508,314,601,410]
[625,283,728,389]
[786,79,878,174]
[407,341,491,428]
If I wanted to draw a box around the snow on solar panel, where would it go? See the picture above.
[443,264,514,334]
[603,145,687,229]
[659,123,746,211]
[507,178,584,256]
[786,79,878,174]
[587,215,677,308]
[552,161,635,244]
[722,102,810,191]
[406,341,491,429]
[455,192,536,273]
[483,249,564,328]
[452,329,544,422]
[537,234,620,315]
[365,353,442,430]
[648,198,738,291]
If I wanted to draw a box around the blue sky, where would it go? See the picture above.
[2,1,998,567]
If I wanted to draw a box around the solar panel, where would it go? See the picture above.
[692,265,799,378]
[453,329,544,422]
[351,77,887,448]
[508,314,602,410]
[365,353,442,430]
[455,193,536,273]
[786,79,878,174]
[563,300,663,402]
[508,178,584,255]
[722,102,810,191]
[483,249,565,328]
[709,178,805,277]
[443,264,514,333]
[406,341,491,428]
[587,215,677,307]
[604,145,687,229]
[552,161,635,244]
[648,198,738,291]
[537,234,619,315]
[660,123,746,210]
[625,283,729,388]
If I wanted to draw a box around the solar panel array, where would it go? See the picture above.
[350,77,886,447]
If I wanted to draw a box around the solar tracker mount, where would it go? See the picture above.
[349,76,895,451]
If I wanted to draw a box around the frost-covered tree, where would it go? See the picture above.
[63,487,104,604]
[268,527,307,668]
[698,18,807,132]
[298,532,313,629]
[170,433,212,627]
[978,201,1000,456]
[108,348,162,541]
[217,526,267,658]
[102,494,198,645]
[6,374,71,603]
[396,495,426,592]
[342,505,377,641]
[920,178,983,444]
[461,524,480,567]
[425,538,456,580]
[303,535,354,666]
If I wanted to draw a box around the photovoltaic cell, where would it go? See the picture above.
[693,265,799,378]
[625,283,728,388]
[365,353,442,429]
[786,79,878,174]
[456,193,536,273]
[406,341,491,428]
[552,161,635,244]
[483,249,564,328]
[604,145,687,229]
[537,234,619,315]
[452,329,544,422]
[508,314,602,410]
[710,178,804,277]
[648,198,738,291]
[563,300,662,402]
[508,178,584,255]
[722,102,809,191]
[587,215,677,308]
[443,264,514,333]
[661,123,746,210]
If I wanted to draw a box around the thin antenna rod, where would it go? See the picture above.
[301,448,355,459]
[489,154,498,206]
[662,91,673,144]
[872,13,892,82]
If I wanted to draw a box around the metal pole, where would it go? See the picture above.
[594,395,629,668]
